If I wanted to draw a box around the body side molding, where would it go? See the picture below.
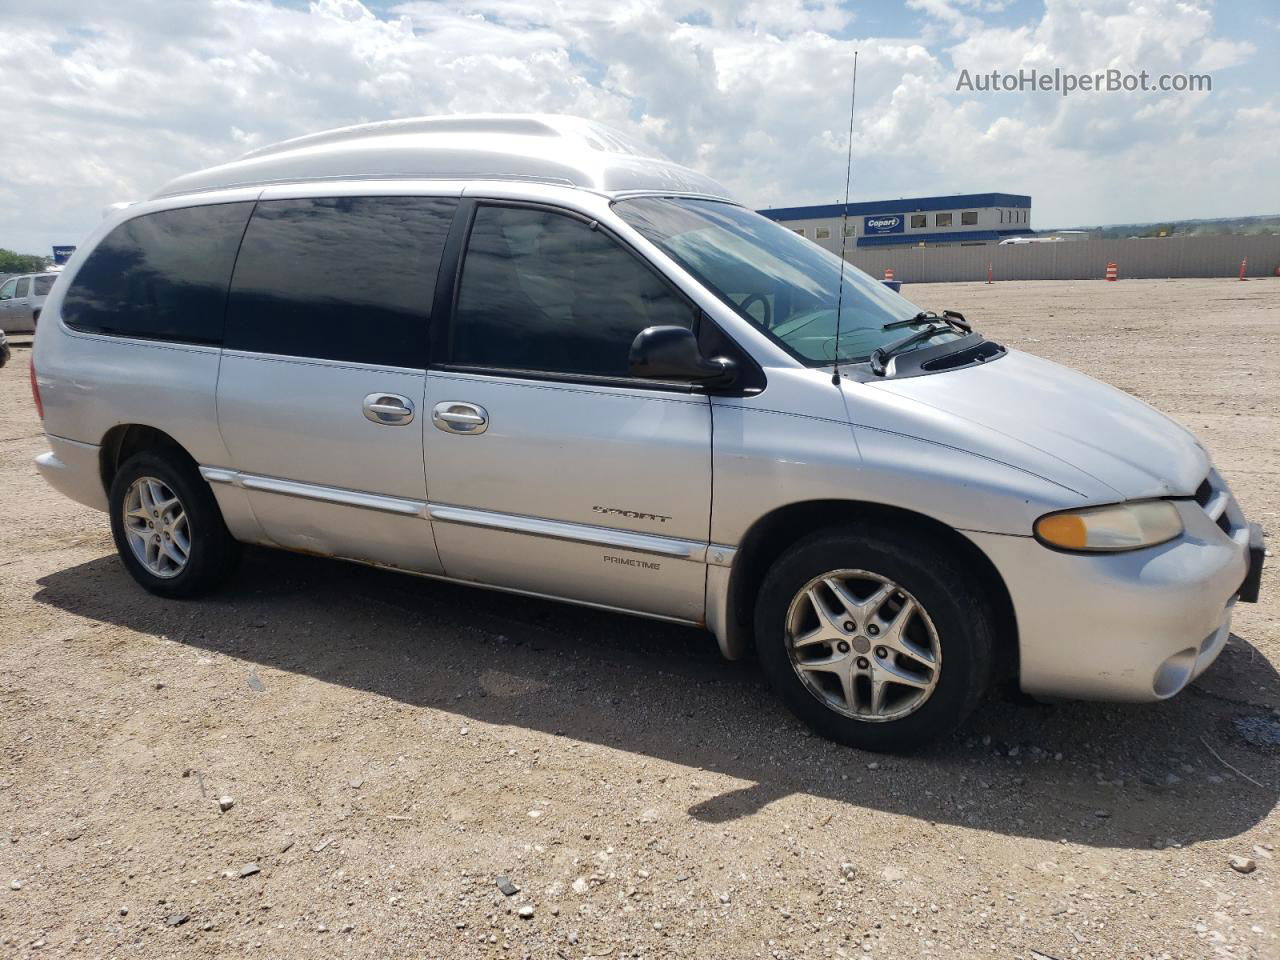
[198,466,737,566]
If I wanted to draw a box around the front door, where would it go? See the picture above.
[215,193,459,573]
[0,278,16,328]
[424,201,712,622]
[9,277,33,328]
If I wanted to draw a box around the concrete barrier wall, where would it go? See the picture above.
[848,235,1280,283]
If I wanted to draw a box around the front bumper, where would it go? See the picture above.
[965,471,1257,702]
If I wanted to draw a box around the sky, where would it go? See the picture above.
[0,0,1276,256]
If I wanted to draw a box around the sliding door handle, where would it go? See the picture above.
[363,393,415,425]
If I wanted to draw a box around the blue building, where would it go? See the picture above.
[758,192,1033,251]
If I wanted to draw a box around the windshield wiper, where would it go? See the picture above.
[869,324,945,376]
[881,310,937,330]
[882,309,971,334]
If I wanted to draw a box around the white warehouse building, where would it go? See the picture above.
[757,192,1033,253]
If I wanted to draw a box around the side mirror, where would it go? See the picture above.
[628,326,736,385]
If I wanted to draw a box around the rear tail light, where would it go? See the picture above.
[30,356,43,420]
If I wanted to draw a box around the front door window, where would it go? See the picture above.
[450,204,696,378]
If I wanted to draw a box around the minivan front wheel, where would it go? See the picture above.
[755,524,992,752]
[109,451,241,598]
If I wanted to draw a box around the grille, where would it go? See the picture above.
[1194,473,1236,536]
[1194,478,1213,508]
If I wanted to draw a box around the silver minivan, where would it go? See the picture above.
[32,115,1263,750]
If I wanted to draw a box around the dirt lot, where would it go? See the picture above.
[1,277,1277,960]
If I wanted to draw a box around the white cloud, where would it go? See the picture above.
[0,0,1273,254]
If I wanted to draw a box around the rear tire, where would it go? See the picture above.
[754,522,993,752]
[109,450,241,598]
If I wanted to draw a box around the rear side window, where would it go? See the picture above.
[15,278,30,298]
[450,204,695,377]
[34,275,55,296]
[62,202,254,344]
[225,196,457,367]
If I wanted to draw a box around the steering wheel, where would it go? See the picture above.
[738,293,773,328]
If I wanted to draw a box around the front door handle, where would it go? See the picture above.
[432,401,489,435]
[363,393,415,426]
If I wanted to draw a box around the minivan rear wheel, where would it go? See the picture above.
[109,451,241,598]
[755,523,993,752]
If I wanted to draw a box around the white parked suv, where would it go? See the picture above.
[31,115,1263,750]
[0,271,58,333]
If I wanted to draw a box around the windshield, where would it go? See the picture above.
[614,197,963,365]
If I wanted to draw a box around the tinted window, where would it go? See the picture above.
[14,277,30,297]
[451,205,695,377]
[62,203,253,344]
[225,196,456,367]
[34,275,55,296]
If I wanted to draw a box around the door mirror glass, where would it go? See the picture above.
[628,325,735,384]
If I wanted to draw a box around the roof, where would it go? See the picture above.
[759,192,1033,221]
[856,227,1034,247]
[152,114,734,201]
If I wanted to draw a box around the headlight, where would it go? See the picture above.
[1035,501,1183,552]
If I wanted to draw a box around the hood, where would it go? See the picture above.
[859,349,1208,500]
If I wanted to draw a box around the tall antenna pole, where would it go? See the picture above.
[832,50,858,386]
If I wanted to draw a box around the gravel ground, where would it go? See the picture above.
[1,277,1277,960]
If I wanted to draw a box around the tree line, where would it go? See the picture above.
[0,249,53,274]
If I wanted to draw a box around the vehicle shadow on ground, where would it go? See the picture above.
[35,548,1279,850]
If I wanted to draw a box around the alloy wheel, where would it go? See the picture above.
[122,476,191,579]
[784,569,941,722]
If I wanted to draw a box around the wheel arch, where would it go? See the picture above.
[99,424,198,498]
[720,499,1018,684]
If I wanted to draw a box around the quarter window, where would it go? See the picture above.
[450,204,696,378]
[62,202,254,344]
[935,212,953,227]
[225,196,457,367]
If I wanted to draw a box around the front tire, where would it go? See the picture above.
[755,523,993,752]
[109,450,241,598]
